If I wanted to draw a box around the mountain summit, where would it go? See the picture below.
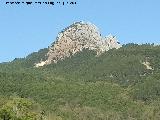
[35,21,121,67]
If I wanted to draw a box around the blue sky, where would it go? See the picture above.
[0,0,160,62]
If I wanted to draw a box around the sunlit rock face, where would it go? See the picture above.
[35,21,121,67]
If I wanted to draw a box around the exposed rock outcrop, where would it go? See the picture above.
[142,61,153,70]
[35,21,121,67]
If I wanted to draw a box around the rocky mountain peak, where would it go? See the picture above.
[35,21,121,67]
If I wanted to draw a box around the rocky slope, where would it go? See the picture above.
[35,21,121,67]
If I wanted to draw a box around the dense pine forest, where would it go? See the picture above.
[1,44,160,119]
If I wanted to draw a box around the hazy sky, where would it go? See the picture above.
[0,0,160,62]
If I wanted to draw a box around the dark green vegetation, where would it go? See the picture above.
[1,44,160,119]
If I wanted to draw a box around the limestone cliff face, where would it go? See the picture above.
[35,21,121,67]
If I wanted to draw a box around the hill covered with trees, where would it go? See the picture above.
[1,44,160,119]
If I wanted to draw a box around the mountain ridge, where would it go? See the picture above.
[1,21,160,119]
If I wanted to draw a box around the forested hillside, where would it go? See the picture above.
[1,44,160,120]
